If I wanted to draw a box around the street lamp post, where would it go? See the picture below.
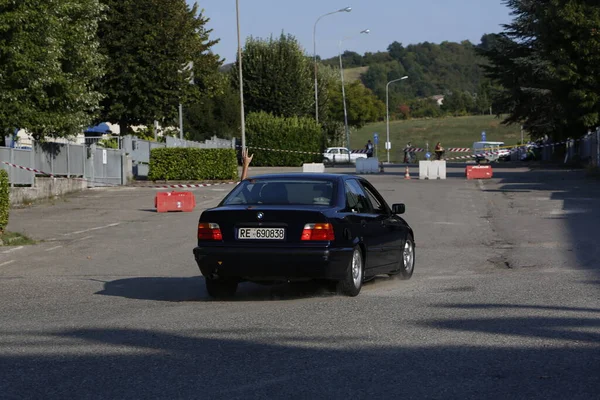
[313,6,352,124]
[339,29,369,153]
[178,61,194,140]
[386,76,408,164]
[236,0,246,153]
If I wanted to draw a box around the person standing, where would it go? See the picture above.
[434,142,445,160]
[365,140,374,158]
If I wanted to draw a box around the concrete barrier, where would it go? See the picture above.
[302,163,325,173]
[9,177,87,206]
[356,157,380,174]
[419,160,447,180]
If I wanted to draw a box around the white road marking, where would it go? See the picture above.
[45,245,63,252]
[0,260,15,267]
[64,223,120,236]
[2,246,23,254]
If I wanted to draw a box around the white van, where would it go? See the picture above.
[472,141,510,163]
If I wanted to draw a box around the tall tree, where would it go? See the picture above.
[184,73,240,141]
[0,0,105,139]
[478,0,600,140]
[231,33,325,119]
[97,0,220,134]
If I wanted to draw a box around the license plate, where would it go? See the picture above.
[237,228,285,240]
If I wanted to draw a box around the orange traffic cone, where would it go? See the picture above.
[404,165,411,180]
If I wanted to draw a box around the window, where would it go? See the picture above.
[340,149,349,155]
[222,179,335,206]
[360,182,387,214]
[345,180,371,213]
[329,148,339,154]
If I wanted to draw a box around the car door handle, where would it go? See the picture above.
[360,220,367,228]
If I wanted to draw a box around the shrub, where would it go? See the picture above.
[148,148,238,181]
[0,169,9,234]
[245,111,323,166]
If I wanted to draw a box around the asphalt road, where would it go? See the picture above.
[1,163,599,399]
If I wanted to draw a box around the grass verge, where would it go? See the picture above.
[0,231,36,246]
[351,115,523,162]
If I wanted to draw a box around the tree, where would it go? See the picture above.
[387,41,406,61]
[321,51,363,68]
[0,0,106,139]
[231,33,318,119]
[397,104,411,120]
[184,73,240,141]
[327,81,385,129]
[97,0,220,135]
[478,33,501,52]
[478,0,600,140]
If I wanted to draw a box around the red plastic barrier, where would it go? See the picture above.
[155,191,196,213]
[466,165,493,180]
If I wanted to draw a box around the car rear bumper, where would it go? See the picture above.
[193,245,352,282]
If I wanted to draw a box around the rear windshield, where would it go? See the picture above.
[222,179,336,206]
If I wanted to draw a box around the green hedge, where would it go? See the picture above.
[246,111,323,166]
[148,148,238,181]
[0,169,9,233]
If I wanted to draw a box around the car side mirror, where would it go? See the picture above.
[392,203,405,214]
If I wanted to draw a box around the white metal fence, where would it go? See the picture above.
[0,147,35,185]
[1,141,124,187]
[2,133,235,186]
[570,128,599,167]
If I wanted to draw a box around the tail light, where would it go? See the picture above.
[301,223,335,241]
[198,222,223,241]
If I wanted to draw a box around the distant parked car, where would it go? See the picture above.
[323,147,367,164]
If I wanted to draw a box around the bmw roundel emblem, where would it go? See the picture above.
[257,212,264,220]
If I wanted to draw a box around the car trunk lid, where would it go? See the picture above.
[199,205,332,245]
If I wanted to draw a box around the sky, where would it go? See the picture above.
[189,0,514,64]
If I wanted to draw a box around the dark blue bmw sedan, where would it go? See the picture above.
[193,173,415,298]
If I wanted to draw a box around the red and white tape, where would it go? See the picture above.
[1,161,55,177]
[241,145,493,155]
[2,159,235,189]
[244,145,322,156]
[141,182,238,189]
[443,136,590,161]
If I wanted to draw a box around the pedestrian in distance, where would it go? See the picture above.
[404,141,415,163]
[365,140,374,158]
[434,142,445,160]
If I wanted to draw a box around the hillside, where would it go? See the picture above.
[321,36,496,111]
[343,66,369,83]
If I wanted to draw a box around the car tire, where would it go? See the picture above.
[390,235,415,280]
[205,278,238,298]
[337,246,364,297]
